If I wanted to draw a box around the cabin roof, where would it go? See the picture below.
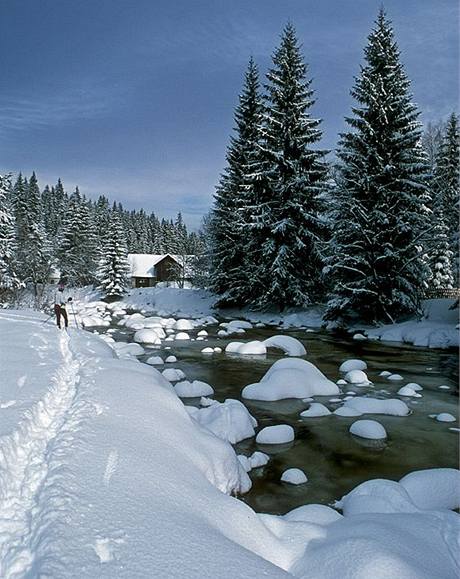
[128,254,181,278]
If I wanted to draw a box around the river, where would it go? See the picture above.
[108,318,458,515]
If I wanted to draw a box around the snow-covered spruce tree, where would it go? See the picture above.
[58,188,98,285]
[433,113,459,274]
[324,10,430,325]
[424,207,454,290]
[13,173,53,300]
[97,210,130,298]
[253,24,328,310]
[210,57,264,306]
[0,174,20,298]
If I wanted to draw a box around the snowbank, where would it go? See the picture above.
[242,359,339,401]
[122,287,216,319]
[365,299,459,348]
[1,311,307,578]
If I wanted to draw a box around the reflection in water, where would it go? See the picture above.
[114,321,458,515]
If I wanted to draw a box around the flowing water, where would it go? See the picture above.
[109,320,458,515]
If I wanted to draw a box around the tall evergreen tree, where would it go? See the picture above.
[325,10,430,324]
[58,188,98,284]
[97,211,130,297]
[433,113,459,274]
[254,24,328,309]
[424,207,454,290]
[13,173,52,297]
[210,57,264,306]
[0,174,20,296]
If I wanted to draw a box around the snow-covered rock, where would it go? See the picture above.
[175,332,190,340]
[349,419,387,440]
[226,320,253,330]
[339,359,367,373]
[201,347,214,354]
[191,399,257,444]
[344,369,370,385]
[352,333,367,341]
[197,330,208,337]
[213,347,222,353]
[146,356,163,365]
[334,406,363,417]
[263,335,306,357]
[242,359,339,401]
[342,397,410,416]
[225,341,267,355]
[162,368,186,382]
[435,413,456,422]
[397,386,422,398]
[249,451,269,469]
[165,355,177,363]
[113,342,145,357]
[399,468,460,510]
[256,425,294,445]
[174,380,214,398]
[387,373,404,381]
[405,382,423,391]
[133,329,162,345]
[281,468,308,485]
[300,403,331,418]
[175,318,194,331]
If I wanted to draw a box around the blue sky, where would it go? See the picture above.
[1,0,458,228]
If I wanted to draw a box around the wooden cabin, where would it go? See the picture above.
[128,254,183,288]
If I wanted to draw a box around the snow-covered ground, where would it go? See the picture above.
[1,306,459,578]
[119,288,458,349]
[364,299,459,348]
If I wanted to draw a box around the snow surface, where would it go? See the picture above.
[2,304,459,579]
[242,359,339,401]
[365,299,459,348]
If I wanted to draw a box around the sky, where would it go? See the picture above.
[1,0,458,229]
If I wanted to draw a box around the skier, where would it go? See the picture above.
[54,281,73,329]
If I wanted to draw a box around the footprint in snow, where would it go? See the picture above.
[93,537,125,563]
[103,449,119,485]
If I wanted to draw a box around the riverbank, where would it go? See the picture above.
[1,307,459,578]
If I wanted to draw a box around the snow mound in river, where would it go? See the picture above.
[342,396,410,416]
[263,335,306,356]
[242,359,338,401]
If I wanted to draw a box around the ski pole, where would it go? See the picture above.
[42,313,54,325]
[70,301,79,329]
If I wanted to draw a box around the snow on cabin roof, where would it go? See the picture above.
[128,254,181,278]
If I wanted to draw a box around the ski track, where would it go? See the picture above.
[0,330,88,578]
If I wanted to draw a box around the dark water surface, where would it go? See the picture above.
[110,320,459,515]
